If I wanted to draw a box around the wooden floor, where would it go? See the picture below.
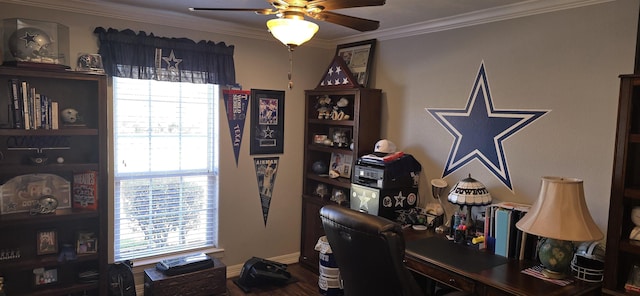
[226,264,323,296]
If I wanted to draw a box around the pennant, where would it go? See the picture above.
[316,56,358,89]
[254,157,279,226]
[223,90,250,167]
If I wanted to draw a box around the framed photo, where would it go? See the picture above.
[1,173,71,215]
[335,39,377,87]
[76,231,98,254]
[36,230,58,255]
[33,267,58,286]
[330,153,353,178]
[250,89,285,155]
[330,127,351,149]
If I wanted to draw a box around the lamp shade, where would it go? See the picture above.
[447,174,492,206]
[267,18,319,48]
[516,176,603,242]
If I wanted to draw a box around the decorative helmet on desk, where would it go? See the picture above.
[570,241,605,282]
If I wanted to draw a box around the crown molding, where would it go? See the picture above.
[1,0,614,48]
[331,0,615,44]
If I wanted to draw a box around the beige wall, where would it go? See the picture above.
[372,0,638,234]
[0,2,332,270]
[2,0,638,273]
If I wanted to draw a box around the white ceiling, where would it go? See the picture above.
[3,0,612,46]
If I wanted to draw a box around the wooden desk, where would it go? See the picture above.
[403,229,601,296]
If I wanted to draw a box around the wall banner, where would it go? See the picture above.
[254,157,279,226]
[223,89,250,167]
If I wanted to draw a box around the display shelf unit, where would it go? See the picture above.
[604,75,640,295]
[299,87,381,271]
[0,66,107,296]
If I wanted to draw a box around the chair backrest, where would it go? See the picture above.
[320,204,423,296]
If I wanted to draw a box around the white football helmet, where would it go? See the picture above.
[571,241,605,282]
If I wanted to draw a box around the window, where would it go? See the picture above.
[113,77,218,261]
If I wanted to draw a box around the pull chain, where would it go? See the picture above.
[287,48,294,90]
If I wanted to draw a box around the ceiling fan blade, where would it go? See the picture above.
[189,7,275,15]
[308,0,385,11]
[314,11,380,32]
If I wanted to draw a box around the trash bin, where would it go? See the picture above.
[315,236,343,296]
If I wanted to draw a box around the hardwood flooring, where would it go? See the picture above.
[226,264,322,296]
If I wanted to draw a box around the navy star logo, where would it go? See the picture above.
[162,50,182,71]
[426,62,548,190]
[20,31,38,47]
[394,192,406,207]
[262,126,274,138]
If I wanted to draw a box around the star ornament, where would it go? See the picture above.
[162,50,182,71]
[426,62,549,190]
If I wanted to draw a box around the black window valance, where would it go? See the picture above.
[94,27,235,85]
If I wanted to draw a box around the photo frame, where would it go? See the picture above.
[36,230,58,255]
[76,231,98,254]
[330,127,351,149]
[329,152,353,178]
[335,39,377,87]
[250,89,285,155]
[33,267,58,286]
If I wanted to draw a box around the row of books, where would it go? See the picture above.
[483,202,539,260]
[8,78,59,130]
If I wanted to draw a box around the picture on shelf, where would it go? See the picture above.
[36,230,58,255]
[329,153,353,178]
[0,173,71,215]
[330,127,351,149]
[33,267,58,286]
[77,231,98,254]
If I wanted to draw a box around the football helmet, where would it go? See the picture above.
[571,241,605,282]
[8,27,55,62]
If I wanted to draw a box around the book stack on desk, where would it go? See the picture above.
[484,202,539,260]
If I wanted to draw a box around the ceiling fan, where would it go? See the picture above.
[189,0,386,48]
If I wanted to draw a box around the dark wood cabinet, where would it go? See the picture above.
[604,75,640,295]
[299,87,381,271]
[0,66,107,296]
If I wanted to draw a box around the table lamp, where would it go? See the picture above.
[447,174,492,232]
[516,176,604,279]
[431,179,449,234]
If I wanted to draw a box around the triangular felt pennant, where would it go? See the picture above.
[223,89,250,167]
[316,56,358,89]
[254,157,279,226]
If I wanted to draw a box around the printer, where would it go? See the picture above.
[350,150,422,220]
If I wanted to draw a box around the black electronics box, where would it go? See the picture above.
[350,183,419,220]
[352,154,421,189]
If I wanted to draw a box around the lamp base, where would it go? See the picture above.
[537,238,574,279]
[541,268,568,279]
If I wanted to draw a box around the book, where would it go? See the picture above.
[73,171,98,210]
[51,101,59,130]
[21,81,30,130]
[494,208,512,257]
[8,79,23,129]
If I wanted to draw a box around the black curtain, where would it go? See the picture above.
[94,27,235,85]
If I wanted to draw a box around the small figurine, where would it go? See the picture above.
[330,97,350,120]
[61,108,80,124]
[315,95,332,119]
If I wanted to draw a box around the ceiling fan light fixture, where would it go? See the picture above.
[267,18,319,49]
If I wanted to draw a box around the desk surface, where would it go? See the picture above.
[403,229,600,296]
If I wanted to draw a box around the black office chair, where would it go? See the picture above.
[320,205,467,296]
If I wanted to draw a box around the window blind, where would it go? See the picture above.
[113,77,218,261]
